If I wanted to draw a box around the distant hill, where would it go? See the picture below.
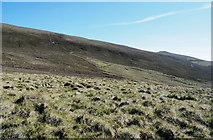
[157,51,211,67]
[2,23,211,82]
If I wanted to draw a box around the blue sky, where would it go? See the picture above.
[2,2,211,61]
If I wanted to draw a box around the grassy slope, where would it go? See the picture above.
[2,72,213,138]
[2,24,112,79]
[2,24,212,139]
[2,23,211,82]
[157,51,212,67]
[88,58,211,88]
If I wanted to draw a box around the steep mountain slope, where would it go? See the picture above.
[2,23,211,82]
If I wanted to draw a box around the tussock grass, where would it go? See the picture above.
[1,72,212,138]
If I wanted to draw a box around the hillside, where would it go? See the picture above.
[2,23,213,139]
[157,51,212,67]
[2,23,211,84]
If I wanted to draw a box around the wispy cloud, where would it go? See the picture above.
[106,3,211,27]
[109,11,179,26]
[196,3,211,10]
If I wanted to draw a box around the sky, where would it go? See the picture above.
[2,2,211,61]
